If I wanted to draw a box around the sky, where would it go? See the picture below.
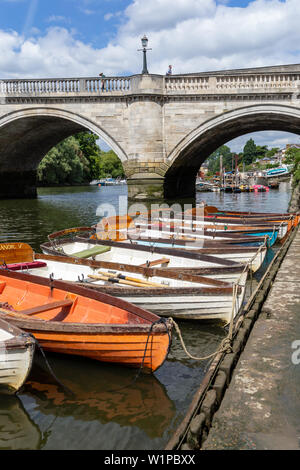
[0,0,300,152]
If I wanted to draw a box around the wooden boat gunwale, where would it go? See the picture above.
[0,269,170,332]
[59,236,250,267]
[0,318,35,350]
[0,242,249,289]
[35,252,245,272]
[132,224,279,237]
[41,237,268,253]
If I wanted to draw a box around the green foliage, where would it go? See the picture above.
[242,138,257,165]
[206,145,234,173]
[97,151,125,179]
[265,147,280,158]
[285,147,300,186]
[206,140,281,175]
[37,131,125,186]
[37,137,90,185]
[74,132,102,180]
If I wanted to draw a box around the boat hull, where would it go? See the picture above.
[7,323,170,371]
[0,270,171,373]
[0,318,35,394]
[21,258,249,324]
[120,271,248,324]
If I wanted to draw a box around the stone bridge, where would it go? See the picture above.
[1,63,300,199]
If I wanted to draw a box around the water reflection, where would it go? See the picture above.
[17,355,176,450]
[0,396,41,450]
[28,356,175,436]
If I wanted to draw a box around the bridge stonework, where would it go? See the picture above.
[0,64,300,199]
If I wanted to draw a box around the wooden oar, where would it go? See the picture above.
[97,270,167,288]
[88,273,161,288]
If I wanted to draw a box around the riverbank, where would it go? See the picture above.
[289,181,300,212]
[201,226,300,450]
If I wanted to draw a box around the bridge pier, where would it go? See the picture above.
[126,173,196,201]
[0,171,37,199]
[127,176,165,200]
[164,171,196,200]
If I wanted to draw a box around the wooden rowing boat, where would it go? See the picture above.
[41,230,267,272]
[201,205,300,227]
[0,317,35,394]
[0,243,249,323]
[0,269,172,372]
[124,225,278,248]
[98,212,288,242]
[143,215,289,240]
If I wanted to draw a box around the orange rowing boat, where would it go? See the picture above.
[0,269,171,373]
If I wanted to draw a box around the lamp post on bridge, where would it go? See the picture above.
[138,35,152,74]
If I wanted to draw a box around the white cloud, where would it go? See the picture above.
[0,0,300,147]
[1,0,300,78]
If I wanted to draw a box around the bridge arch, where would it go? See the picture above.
[0,107,128,198]
[164,104,300,198]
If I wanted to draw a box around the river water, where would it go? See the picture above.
[0,181,292,450]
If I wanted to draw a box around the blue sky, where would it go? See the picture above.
[0,1,253,47]
[0,0,131,46]
[1,0,298,78]
[0,0,299,151]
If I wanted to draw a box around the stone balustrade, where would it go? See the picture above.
[0,76,131,95]
[165,72,300,94]
[1,68,300,97]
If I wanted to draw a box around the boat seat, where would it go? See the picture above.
[72,245,111,259]
[19,299,74,316]
[6,261,47,271]
[139,258,170,268]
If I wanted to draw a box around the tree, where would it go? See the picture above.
[37,137,90,185]
[242,138,257,165]
[206,145,233,173]
[285,147,300,186]
[37,131,125,186]
[98,151,125,179]
[74,132,102,180]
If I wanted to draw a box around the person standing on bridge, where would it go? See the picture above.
[166,65,172,76]
[99,73,106,91]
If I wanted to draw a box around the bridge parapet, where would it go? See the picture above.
[0,76,131,96]
[1,65,300,98]
[165,71,300,94]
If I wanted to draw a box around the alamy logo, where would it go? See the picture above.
[291,340,300,365]
[95,198,205,248]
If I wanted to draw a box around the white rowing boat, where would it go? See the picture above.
[11,257,249,324]
[41,233,267,273]
[134,216,288,240]
[0,318,35,394]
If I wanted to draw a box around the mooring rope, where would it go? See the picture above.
[167,284,239,362]
[32,337,75,397]
[165,260,249,363]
